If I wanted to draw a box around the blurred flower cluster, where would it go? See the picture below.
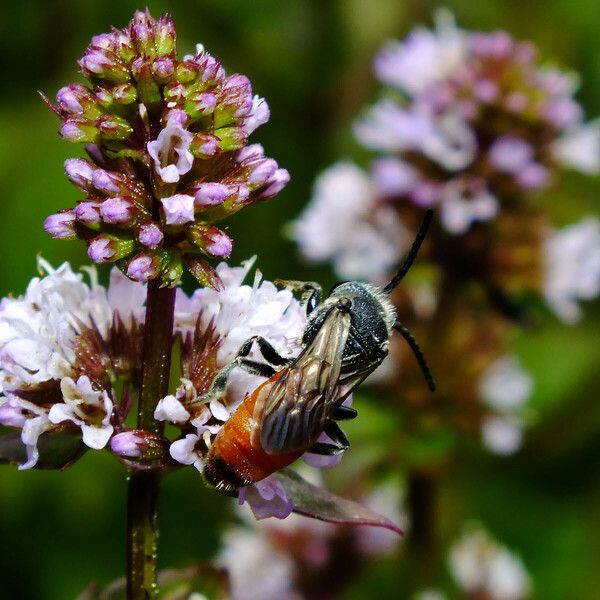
[44,9,288,286]
[293,11,600,455]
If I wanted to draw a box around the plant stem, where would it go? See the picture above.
[127,280,176,600]
[406,469,439,590]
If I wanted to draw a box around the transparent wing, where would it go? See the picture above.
[254,306,352,454]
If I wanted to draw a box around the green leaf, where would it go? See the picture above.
[274,469,403,535]
[0,430,86,470]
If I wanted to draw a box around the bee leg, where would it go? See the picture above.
[192,358,276,405]
[237,358,276,378]
[307,442,346,456]
[323,420,350,449]
[332,405,357,421]
[236,336,292,366]
[274,280,322,315]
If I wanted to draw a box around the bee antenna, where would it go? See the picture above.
[392,321,436,392]
[382,209,433,295]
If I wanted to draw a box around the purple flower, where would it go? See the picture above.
[161,194,195,225]
[147,115,194,183]
[75,201,102,226]
[241,476,295,520]
[88,236,115,262]
[260,169,290,199]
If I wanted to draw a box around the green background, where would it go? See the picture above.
[1,1,600,598]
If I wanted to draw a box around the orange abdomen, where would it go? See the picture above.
[204,375,304,495]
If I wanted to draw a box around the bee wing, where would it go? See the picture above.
[256,306,352,455]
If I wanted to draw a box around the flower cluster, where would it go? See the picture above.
[44,10,289,286]
[291,11,600,456]
[355,10,599,234]
[0,258,353,518]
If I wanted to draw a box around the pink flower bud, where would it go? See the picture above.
[192,182,230,207]
[87,236,115,263]
[126,254,161,282]
[152,57,174,81]
[75,201,102,226]
[100,197,136,225]
[92,169,122,195]
[60,119,98,143]
[137,222,163,249]
[248,158,278,186]
[64,158,95,191]
[110,429,167,460]
[56,85,86,114]
[44,211,76,239]
[205,228,233,257]
[260,168,290,198]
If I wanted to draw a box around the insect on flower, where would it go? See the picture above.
[202,211,436,495]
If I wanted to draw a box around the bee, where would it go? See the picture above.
[203,211,435,495]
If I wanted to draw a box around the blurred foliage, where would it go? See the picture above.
[1,0,600,598]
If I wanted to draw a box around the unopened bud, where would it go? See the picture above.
[92,169,124,195]
[100,197,138,225]
[126,254,162,282]
[44,211,76,240]
[188,224,232,257]
[152,57,174,82]
[98,114,133,140]
[192,182,230,207]
[260,168,290,198]
[136,221,163,249]
[190,132,219,158]
[64,158,95,191]
[75,201,103,228]
[188,91,217,117]
[161,194,195,225]
[215,126,247,151]
[60,119,98,143]
[110,429,168,461]
[87,234,135,263]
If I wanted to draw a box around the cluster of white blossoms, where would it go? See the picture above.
[291,10,600,324]
[291,162,408,282]
[0,260,144,469]
[449,525,531,600]
[478,355,534,455]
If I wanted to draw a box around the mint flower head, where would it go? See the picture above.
[43,9,289,286]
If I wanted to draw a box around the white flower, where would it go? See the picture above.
[176,258,306,370]
[355,102,476,173]
[440,182,498,234]
[243,95,270,135]
[161,194,195,225]
[0,260,114,393]
[218,527,299,600]
[544,217,600,322]
[551,122,600,174]
[449,525,531,600]
[154,394,191,424]
[0,396,54,470]
[169,433,205,472]
[481,415,524,456]
[374,9,467,96]
[49,375,113,449]
[479,355,533,412]
[291,162,407,281]
[147,114,194,183]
